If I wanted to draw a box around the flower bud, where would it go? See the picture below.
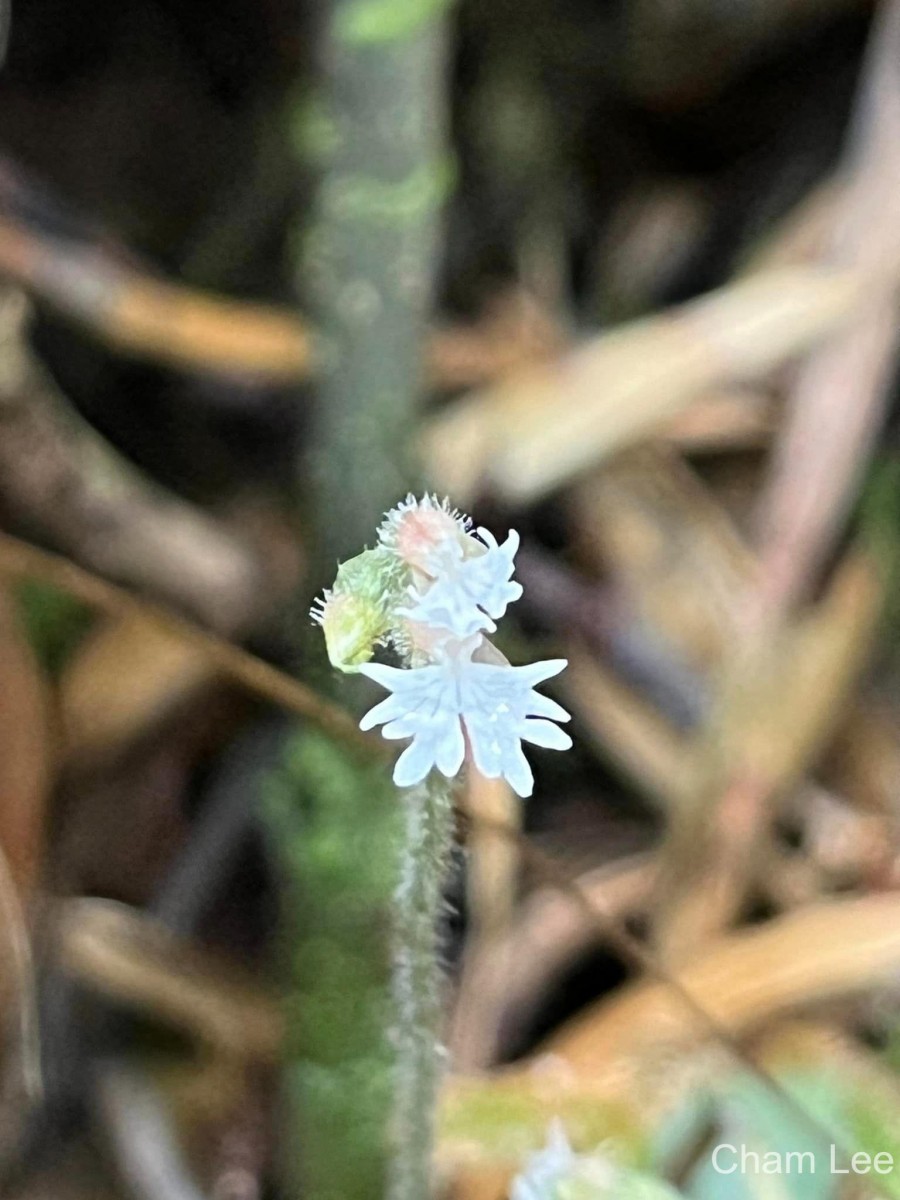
[378,493,474,579]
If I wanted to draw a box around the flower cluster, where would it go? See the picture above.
[312,494,571,797]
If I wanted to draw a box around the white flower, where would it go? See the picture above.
[511,1122,578,1200]
[513,1124,675,1200]
[358,635,571,798]
[313,493,573,795]
[400,528,523,637]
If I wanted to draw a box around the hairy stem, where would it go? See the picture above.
[388,774,454,1200]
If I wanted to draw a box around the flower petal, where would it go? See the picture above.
[393,737,437,788]
[516,658,568,687]
[380,714,424,740]
[520,718,573,750]
[359,693,408,730]
[400,584,495,638]
[464,718,505,779]
[434,717,466,777]
[503,743,534,798]
[524,692,571,722]
[358,661,409,688]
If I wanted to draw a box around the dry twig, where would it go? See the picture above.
[55,899,282,1063]
[754,0,900,616]
[0,532,372,753]
[0,291,277,634]
[0,211,561,390]
[424,266,866,504]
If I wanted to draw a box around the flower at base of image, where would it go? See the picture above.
[312,494,571,797]
[511,1123,683,1200]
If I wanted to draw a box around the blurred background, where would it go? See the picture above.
[0,0,899,1197]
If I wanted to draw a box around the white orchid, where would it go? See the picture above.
[511,1123,683,1200]
[359,635,570,797]
[398,528,523,637]
[313,494,572,796]
[511,1122,580,1200]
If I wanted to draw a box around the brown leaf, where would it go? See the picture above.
[542,893,900,1084]
[56,898,282,1063]
[654,549,883,954]
[0,584,53,899]
[562,648,693,809]
[571,446,754,669]
[440,891,900,1189]
[59,610,218,775]
[424,266,865,504]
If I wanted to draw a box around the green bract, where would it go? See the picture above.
[316,546,407,672]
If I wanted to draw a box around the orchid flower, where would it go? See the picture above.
[312,494,571,796]
[359,635,570,797]
[397,528,523,637]
[510,1122,683,1200]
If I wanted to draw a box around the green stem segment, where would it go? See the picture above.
[286,0,453,1193]
[266,731,401,1200]
[388,775,455,1200]
[307,0,451,566]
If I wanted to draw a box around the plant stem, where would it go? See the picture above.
[277,2,453,1196]
[266,730,400,1200]
[306,0,451,566]
[388,774,455,1200]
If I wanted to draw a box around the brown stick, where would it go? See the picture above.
[0,214,310,381]
[0,531,374,755]
[754,0,900,617]
[653,550,882,958]
[0,291,273,634]
[56,898,282,1062]
[423,265,866,504]
[0,212,561,389]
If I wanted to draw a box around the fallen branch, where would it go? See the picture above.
[754,0,900,616]
[0,290,274,634]
[0,531,371,753]
[424,265,867,504]
[56,898,282,1063]
[0,211,561,389]
[654,549,882,957]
